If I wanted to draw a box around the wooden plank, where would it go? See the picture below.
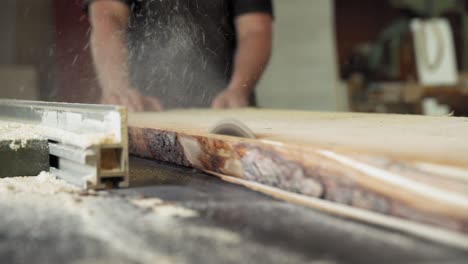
[207,171,468,250]
[128,109,468,235]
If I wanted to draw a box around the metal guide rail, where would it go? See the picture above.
[0,99,129,189]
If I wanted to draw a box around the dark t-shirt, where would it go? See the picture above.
[84,0,273,108]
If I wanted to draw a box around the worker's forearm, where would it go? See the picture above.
[90,15,131,92]
[228,32,272,94]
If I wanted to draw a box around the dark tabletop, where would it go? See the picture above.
[0,156,466,264]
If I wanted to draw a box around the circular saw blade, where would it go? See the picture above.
[209,119,256,139]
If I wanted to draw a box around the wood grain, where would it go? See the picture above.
[128,109,468,234]
[207,171,468,250]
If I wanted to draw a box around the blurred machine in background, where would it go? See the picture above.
[338,0,468,116]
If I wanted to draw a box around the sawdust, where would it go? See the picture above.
[0,170,198,219]
[0,171,318,263]
[0,121,42,140]
[9,139,26,151]
[131,198,199,218]
[0,171,79,195]
[0,121,44,151]
[0,119,117,151]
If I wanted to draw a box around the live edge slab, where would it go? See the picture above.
[128,109,468,237]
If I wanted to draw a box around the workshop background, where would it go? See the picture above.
[1,0,468,115]
[1,1,468,263]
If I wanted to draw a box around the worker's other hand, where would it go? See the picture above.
[211,88,249,109]
[101,88,163,112]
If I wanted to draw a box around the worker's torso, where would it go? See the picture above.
[127,0,236,109]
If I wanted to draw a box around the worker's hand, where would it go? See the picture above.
[101,88,163,112]
[211,88,250,109]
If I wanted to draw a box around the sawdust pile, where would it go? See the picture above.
[0,121,44,151]
[0,170,198,219]
[0,171,79,195]
[0,122,43,141]
[0,172,268,263]
[0,120,115,150]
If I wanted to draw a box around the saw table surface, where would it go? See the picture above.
[0,157,466,264]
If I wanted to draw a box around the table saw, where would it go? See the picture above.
[0,99,467,263]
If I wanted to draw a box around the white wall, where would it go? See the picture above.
[257,0,345,111]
